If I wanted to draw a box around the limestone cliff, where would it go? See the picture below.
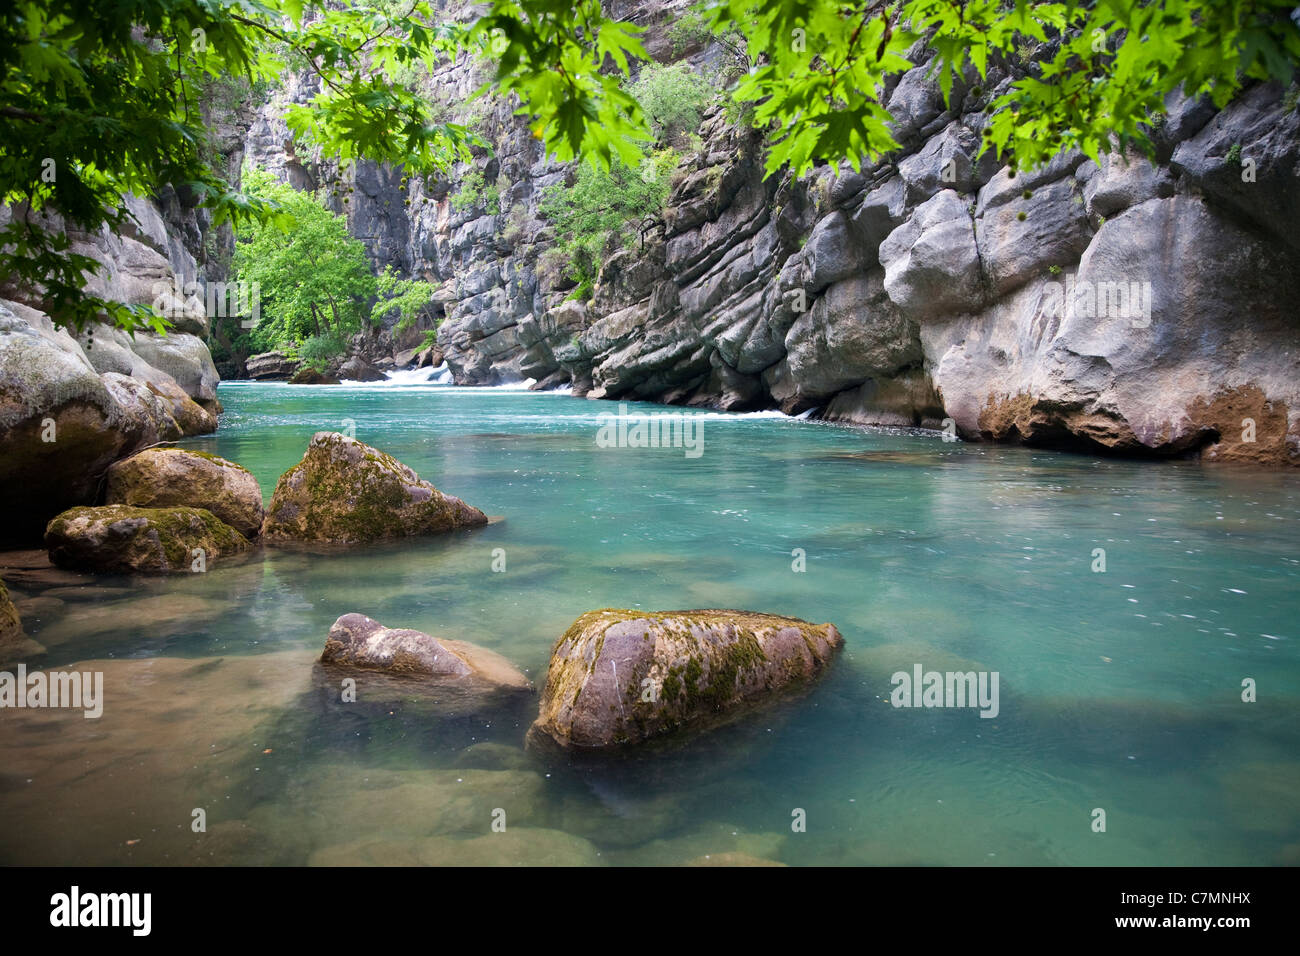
[241,7,1298,465]
[0,93,249,544]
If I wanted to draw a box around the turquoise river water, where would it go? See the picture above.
[1,379,1298,866]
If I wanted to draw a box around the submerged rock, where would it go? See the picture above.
[105,448,265,537]
[261,432,488,545]
[530,608,843,750]
[45,504,251,574]
[321,612,530,691]
[0,575,43,660]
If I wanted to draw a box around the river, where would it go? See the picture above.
[2,379,1298,865]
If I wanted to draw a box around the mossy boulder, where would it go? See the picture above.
[105,448,265,537]
[529,609,843,751]
[45,504,251,574]
[322,613,530,691]
[261,432,488,545]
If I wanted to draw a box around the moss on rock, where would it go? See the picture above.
[45,504,251,574]
[530,608,843,750]
[105,448,265,537]
[261,432,488,545]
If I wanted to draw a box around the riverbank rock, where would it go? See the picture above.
[261,432,488,545]
[287,367,341,385]
[530,609,843,750]
[45,504,252,574]
[245,350,301,380]
[322,613,530,690]
[105,448,265,537]
[0,292,222,544]
[337,355,386,382]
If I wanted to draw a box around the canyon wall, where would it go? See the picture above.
[247,8,1298,464]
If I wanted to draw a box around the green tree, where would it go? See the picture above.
[228,168,437,370]
[538,149,678,301]
[4,0,1298,335]
[232,169,376,361]
[628,63,715,146]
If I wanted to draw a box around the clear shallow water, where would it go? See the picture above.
[3,380,1299,865]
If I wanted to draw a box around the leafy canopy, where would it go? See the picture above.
[3,0,1298,333]
[231,168,433,367]
[711,0,1300,177]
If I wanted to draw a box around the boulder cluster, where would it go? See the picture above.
[38,433,487,574]
[16,431,843,750]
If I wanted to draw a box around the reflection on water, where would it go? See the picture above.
[1,382,1298,865]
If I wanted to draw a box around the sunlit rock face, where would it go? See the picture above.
[105,448,266,538]
[0,172,232,545]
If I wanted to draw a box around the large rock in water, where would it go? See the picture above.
[529,609,843,750]
[0,297,221,545]
[45,505,251,574]
[322,613,529,690]
[244,350,301,380]
[105,448,265,537]
[261,432,488,545]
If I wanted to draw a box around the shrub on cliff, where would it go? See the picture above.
[538,149,679,301]
[225,168,437,369]
[628,63,716,148]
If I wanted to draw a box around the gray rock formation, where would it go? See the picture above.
[236,14,1299,464]
[0,299,218,544]
[245,350,302,380]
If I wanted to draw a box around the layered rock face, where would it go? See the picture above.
[221,0,1300,463]
[551,80,1300,463]
[243,7,1296,463]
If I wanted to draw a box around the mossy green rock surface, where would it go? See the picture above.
[261,432,488,545]
[45,505,251,574]
[105,448,265,537]
[530,609,843,750]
